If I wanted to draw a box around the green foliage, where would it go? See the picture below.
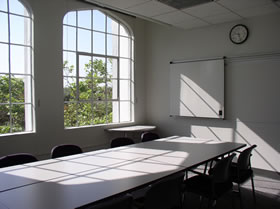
[0,58,113,134]
[0,75,25,134]
[63,58,113,127]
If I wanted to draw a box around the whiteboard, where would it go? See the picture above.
[170,58,224,119]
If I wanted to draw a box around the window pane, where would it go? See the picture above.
[9,0,29,16]
[120,37,130,58]
[78,10,91,29]
[64,77,76,101]
[107,17,118,35]
[107,79,118,100]
[131,39,134,60]
[78,28,91,53]
[131,60,134,82]
[0,104,10,134]
[79,55,91,78]
[107,101,112,123]
[11,75,30,103]
[0,74,10,103]
[64,102,77,127]
[63,26,76,51]
[93,10,105,32]
[120,58,130,79]
[93,78,105,101]
[11,104,25,133]
[63,52,76,76]
[0,44,9,73]
[92,57,105,77]
[63,11,76,26]
[131,81,134,104]
[120,80,130,100]
[0,13,8,42]
[120,25,129,37]
[0,1,7,12]
[107,34,118,56]
[112,101,119,123]
[120,101,130,122]
[93,102,106,124]
[93,31,105,55]
[79,78,92,101]
[78,102,92,126]
[10,15,31,45]
[10,45,31,74]
[107,58,117,79]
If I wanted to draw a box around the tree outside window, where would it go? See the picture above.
[63,10,134,128]
[0,0,33,135]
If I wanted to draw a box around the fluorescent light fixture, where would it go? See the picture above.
[157,0,215,9]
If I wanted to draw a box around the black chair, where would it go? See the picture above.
[184,154,236,208]
[51,144,83,158]
[231,145,257,209]
[79,194,133,209]
[110,137,134,148]
[136,172,185,209]
[0,153,38,168]
[141,132,160,142]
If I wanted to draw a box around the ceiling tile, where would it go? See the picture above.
[173,17,209,30]
[152,10,195,25]
[96,0,150,9]
[217,0,273,11]
[236,3,280,18]
[126,0,176,17]
[205,12,242,24]
[182,2,230,18]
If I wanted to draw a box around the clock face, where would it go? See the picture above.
[230,24,249,44]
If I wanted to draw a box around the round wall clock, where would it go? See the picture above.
[229,24,249,44]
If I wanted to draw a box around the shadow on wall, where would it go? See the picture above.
[163,55,280,175]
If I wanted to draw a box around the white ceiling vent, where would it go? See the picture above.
[157,0,215,9]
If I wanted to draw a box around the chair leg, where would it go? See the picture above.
[207,199,216,209]
[199,196,204,209]
[238,184,243,209]
[250,175,257,208]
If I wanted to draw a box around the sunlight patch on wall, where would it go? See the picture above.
[235,121,279,172]
[190,125,233,141]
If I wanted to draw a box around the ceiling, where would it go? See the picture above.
[84,0,280,29]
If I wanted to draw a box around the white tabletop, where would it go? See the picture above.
[0,136,245,209]
[106,125,156,132]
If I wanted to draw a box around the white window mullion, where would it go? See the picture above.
[75,11,79,127]
[7,0,13,133]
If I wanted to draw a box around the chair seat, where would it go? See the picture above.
[230,163,253,184]
[184,175,233,199]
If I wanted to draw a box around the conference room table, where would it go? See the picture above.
[0,136,245,209]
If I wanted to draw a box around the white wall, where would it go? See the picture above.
[0,0,147,159]
[144,12,280,173]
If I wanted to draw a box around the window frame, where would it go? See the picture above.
[0,0,34,135]
[63,9,134,128]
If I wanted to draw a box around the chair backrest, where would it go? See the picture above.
[237,145,257,170]
[0,153,38,168]
[212,153,236,183]
[51,144,83,158]
[141,132,160,142]
[110,137,134,148]
[81,194,133,209]
[144,172,185,209]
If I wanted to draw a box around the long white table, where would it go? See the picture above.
[0,136,245,209]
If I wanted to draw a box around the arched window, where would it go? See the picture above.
[0,0,34,135]
[63,9,134,127]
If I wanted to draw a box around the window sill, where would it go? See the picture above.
[64,121,135,130]
[0,131,35,138]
